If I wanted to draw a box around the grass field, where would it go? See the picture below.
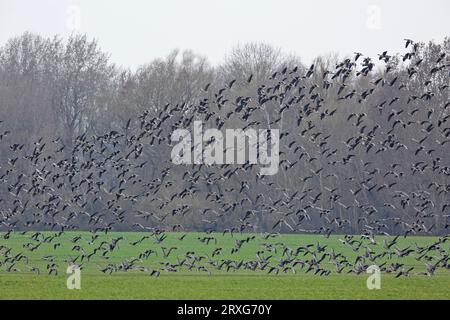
[0,232,449,299]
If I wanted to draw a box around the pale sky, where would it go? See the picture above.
[0,0,449,69]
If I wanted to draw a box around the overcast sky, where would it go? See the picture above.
[1,0,449,69]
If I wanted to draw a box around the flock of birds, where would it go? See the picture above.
[0,39,449,278]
